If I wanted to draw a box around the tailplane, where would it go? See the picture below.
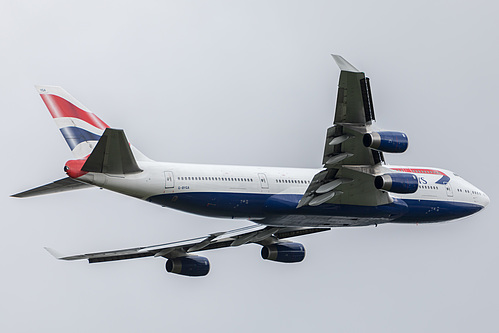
[11,177,93,198]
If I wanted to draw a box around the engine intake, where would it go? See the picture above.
[261,242,305,263]
[165,255,210,277]
[375,173,418,194]
[363,131,408,153]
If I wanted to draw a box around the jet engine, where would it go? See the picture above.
[363,131,408,153]
[165,255,210,277]
[261,242,305,263]
[374,173,418,194]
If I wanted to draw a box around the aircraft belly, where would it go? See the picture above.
[392,199,484,223]
[146,192,408,225]
[145,192,483,226]
[147,192,268,219]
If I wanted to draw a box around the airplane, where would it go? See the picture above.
[12,55,489,277]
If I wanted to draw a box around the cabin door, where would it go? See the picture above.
[258,173,269,189]
[446,184,453,197]
[164,171,174,189]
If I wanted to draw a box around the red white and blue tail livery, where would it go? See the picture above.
[13,56,489,277]
[37,85,109,159]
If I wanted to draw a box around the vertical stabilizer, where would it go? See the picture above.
[36,85,109,159]
[36,85,152,161]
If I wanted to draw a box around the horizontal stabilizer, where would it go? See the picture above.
[11,177,93,198]
[82,128,142,175]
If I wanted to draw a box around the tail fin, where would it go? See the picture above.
[36,85,108,159]
[36,85,151,161]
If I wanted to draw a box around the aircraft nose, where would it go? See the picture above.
[482,192,490,208]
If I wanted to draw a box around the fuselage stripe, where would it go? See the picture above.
[391,167,447,176]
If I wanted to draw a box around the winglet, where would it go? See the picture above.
[44,247,63,259]
[44,247,88,261]
[331,54,361,73]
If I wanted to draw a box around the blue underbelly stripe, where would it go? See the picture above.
[146,192,484,223]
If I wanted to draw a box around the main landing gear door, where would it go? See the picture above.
[164,171,174,189]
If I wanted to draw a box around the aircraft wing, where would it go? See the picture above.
[298,55,391,208]
[46,225,329,263]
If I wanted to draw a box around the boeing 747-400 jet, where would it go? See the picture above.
[12,55,489,277]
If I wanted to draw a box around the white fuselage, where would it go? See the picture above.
[76,161,489,227]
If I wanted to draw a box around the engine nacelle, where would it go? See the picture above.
[375,173,418,194]
[165,255,210,277]
[261,242,305,263]
[363,131,408,153]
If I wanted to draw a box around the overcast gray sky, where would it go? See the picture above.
[1,1,498,332]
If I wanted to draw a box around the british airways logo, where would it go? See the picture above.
[391,168,450,185]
